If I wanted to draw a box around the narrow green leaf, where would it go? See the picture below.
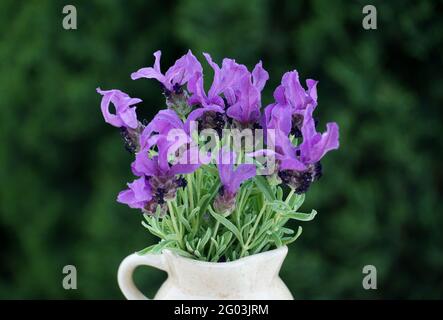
[254,175,275,201]
[272,232,283,247]
[136,244,157,255]
[163,218,174,233]
[283,209,317,221]
[185,240,194,253]
[166,247,194,258]
[208,207,243,244]
[143,224,166,239]
[281,227,295,235]
[137,240,174,255]
[240,215,255,235]
[194,249,202,258]
[196,194,210,210]
[288,193,305,211]
[199,181,220,216]
[277,186,284,200]
[232,251,237,261]
[176,206,192,232]
[221,231,233,246]
[188,207,201,220]
[210,237,219,251]
[252,237,271,254]
[269,200,291,212]
[164,234,179,241]
[282,226,303,245]
[254,219,274,240]
[250,230,269,250]
[198,228,212,252]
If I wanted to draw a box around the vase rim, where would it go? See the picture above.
[161,245,288,267]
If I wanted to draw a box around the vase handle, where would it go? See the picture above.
[117,252,168,300]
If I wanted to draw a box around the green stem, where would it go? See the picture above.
[285,189,295,204]
[197,169,202,200]
[208,220,220,258]
[167,201,184,248]
[188,173,195,210]
[235,186,250,228]
[272,188,296,227]
[241,204,267,257]
[173,198,184,236]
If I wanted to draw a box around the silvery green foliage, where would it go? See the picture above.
[139,170,316,262]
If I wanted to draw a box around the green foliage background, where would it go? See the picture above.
[0,0,442,299]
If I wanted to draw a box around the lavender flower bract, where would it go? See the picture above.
[131,50,202,93]
[97,88,141,129]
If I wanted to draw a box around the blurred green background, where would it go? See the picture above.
[0,0,442,299]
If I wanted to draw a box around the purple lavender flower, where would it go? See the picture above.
[187,71,224,108]
[271,71,318,137]
[185,54,240,135]
[276,105,338,193]
[131,50,203,116]
[117,176,153,209]
[250,136,317,194]
[140,109,187,149]
[262,102,292,137]
[138,108,210,152]
[133,135,203,178]
[187,54,269,127]
[214,149,256,214]
[298,105,339,165]
[188,54,249,108]
[274,71,318,111]
[96,88,141,129]
[125,134,206,214]
[140,106,227,152]
[251,135,306,172]
[186,104,225,135]
[254,103,339,193]
[131,50,202,94]
[99,50,340,215]
[226,62,269,126]
[260,103,338,172]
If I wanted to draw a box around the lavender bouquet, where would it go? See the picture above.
[97,51,339,262]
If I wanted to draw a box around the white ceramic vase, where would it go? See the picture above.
[118,246,293,300]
